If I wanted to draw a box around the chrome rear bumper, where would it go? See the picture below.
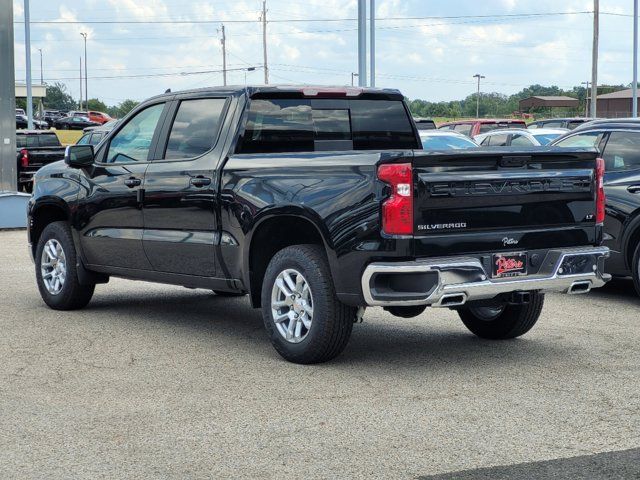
[361,246,610,307]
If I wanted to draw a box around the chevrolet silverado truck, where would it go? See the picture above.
[28,86,610,364]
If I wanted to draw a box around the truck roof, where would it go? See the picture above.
[145,85,404,102]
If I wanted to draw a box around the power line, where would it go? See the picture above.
[13,10,595,24]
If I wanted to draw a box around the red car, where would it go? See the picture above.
[87,111,113,125]
[438,119,526,137]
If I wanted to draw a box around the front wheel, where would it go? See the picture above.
[35,221,95,310]
[261,245,355,364]
[458,292,544,339]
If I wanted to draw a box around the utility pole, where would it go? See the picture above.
[37,47,43,84]
[1,0,18,192]
[582,81,590,117]
[351,72,358,86]
[220,24,227,86]
[473,73,485,118]
[79,56,82,110]
[590,0,599,117]
[357,0,366,86]
[261,1,268,84]
[369,0,375,87]
[80,32,87,110]
[24,0,33,129]
[633,0,638,117]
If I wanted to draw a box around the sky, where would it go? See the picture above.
[10,0,637,106]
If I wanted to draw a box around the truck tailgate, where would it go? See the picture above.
[412,148,600,257]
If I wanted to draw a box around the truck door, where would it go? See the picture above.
[142,96,229,276]
[78,102,167,270]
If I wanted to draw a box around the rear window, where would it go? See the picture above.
[236,98,418,154]
[38,133,61,147]
[478,123,499,134]
[453,124,473,136]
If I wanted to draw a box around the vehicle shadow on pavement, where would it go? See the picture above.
[84,289,571,370]
[588,277,639,303]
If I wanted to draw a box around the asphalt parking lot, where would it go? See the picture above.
[1,229,639,479]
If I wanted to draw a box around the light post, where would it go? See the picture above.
[37,47,43,84]
[244,66,256,85]
[80,32,87,110]
[351,72,359,86]
[633,0,638,117]
[473,73,485,118]
[582,81,590,117]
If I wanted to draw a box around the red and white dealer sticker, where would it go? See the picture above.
[492,253,528,278]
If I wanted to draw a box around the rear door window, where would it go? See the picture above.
[164,98,227,159]
[510,133,534,146]
[487,133,509,146]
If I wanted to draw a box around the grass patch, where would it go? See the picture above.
[53,129,83,146]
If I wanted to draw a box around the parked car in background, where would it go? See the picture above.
[28,85,609,364]
[419,130,479,149]
[16,115,48,130]
[551,118,640,295]
[87,110,113,125]
[16,130,66,192]
[475,128,568,147]
[438,119,527,137]
[16,108,26,115]
[528,118,591,130]
[83,118,119,133]
[53,115,100,130]
[39,110,65,127]
[413,118,436,130]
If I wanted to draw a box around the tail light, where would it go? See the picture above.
[377,163,413,235]
[20,149,29,168]
[595,157,605,224]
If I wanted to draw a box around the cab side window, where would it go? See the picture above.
[106,103,164,163]
[164,98,227,159]
[602,131,640,172]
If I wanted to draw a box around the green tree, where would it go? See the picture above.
[43,82,77,111]
[87,98,108,112]
[108,99,138,119]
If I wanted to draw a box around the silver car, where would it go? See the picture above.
[474,128,569,147]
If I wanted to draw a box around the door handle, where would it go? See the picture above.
[627,185,640,194]
[124,177,142,188]
[190,176,212,187]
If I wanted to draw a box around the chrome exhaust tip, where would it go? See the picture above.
[568,281,592,295]
[434,292,468,307]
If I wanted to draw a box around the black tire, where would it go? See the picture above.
[458,292,545,339]
[35,221,95,310]
[632,242,640,297]
[212,290,246,297]
[261,244,355,364]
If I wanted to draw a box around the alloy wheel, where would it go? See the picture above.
[41,239,67,295]
[270,268,314,343]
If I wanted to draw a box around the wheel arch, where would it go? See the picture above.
[245,208,334,308]
[29,200,71,259]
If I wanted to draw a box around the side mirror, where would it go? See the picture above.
[65,145,94,167]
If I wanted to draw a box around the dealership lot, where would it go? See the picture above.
[0,229,638,478]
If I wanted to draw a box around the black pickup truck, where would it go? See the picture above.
[17,130,66,192]
[28,86,609,364]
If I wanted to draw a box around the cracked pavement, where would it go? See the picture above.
[0,230,639,479]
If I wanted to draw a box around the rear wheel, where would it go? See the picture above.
[261,245,355,364]
[458,292,544,339]
[35,221,95,310]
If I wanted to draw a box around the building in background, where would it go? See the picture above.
[589,89,640,118]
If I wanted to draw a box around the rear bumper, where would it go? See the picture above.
[361,246,610,307]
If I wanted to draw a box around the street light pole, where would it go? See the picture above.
[351,72,358,86]
[582,81,590,117]
[473,73,485,118]
[80,32,87,110]
[37,47,43,84]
